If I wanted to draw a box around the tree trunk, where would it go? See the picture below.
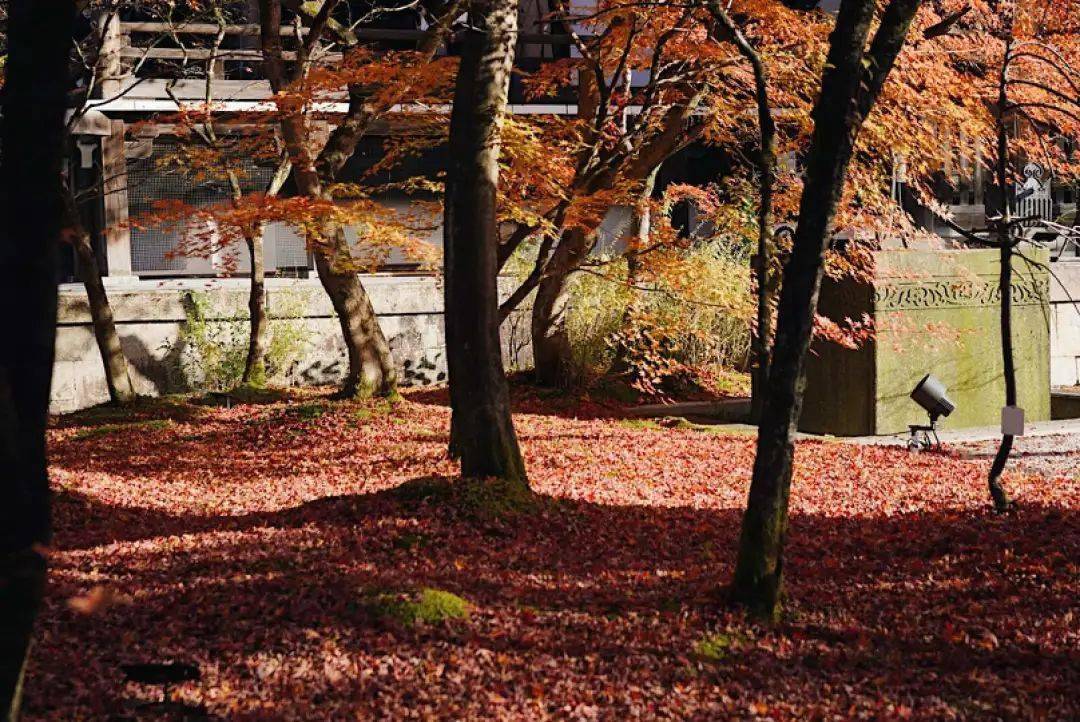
[987,52,1015,513]
[242,227,269,386]
[61,188,136,405]
[731,0,922,621]
[708,0,777,426]
[444,0,528,485]
[0,0,76,715]
[531,227,592,387]
[315,228,397,398]
[613,170,658,374]
[256,0,397,398]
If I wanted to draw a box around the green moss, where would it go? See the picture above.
[391,476,535,521]
[73,419,172,440]
[367,588,471,627]
[692,632,745,663]
[617,418,662,431]
[391,532,430,551]
[457,476,536,520]
[291,403,327,422]
[391,477,454,505]
[349,396,403,426]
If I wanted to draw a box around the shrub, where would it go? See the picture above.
[566,239,753,394]
[168,290,309,393]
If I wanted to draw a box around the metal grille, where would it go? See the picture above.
[127,139,307,275]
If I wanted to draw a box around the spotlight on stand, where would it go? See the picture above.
[907,374,955,451]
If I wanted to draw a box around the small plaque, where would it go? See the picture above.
[1002,406,1025,436]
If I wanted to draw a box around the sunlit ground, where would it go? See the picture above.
[27,387,1080,721]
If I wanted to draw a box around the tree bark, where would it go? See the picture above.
[613,170,658,374]
[315,228,398,397]
[444,0,528,485]
[257,0,397,397]
[60,186,136,405]
[530,227,593,387]
[731,0,923,621]
[987,43,1015,513]
[0,0,76,715]
[242,227,269,386]
[708,1,777,423]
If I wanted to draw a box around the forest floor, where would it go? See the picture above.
[29,386,1079,721]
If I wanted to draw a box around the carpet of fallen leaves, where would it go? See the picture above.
[28,387,1079,721]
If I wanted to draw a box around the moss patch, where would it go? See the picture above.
[72,419,172,441]
[692,632,746,663]
[366,588,472,627]
[391,476,536,521]
[617,418,662,431]
[290,403,327,422]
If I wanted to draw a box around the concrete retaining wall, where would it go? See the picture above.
[52,275,531,413]
[802,249,1052,436]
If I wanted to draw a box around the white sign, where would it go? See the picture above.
[1002,406,1025,436]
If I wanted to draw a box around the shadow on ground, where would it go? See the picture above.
[31,480,1079,721]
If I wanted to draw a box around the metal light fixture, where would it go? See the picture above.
[907,374,955,450]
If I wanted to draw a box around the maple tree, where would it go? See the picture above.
[493,0,748,386]
[0,0,77,716]
[253,0,458,398]
[915,0,1080,512]
[59,3,151,405]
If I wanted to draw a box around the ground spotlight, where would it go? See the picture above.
[907,374,955,450]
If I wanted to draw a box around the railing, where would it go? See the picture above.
[102,20,583,105]
[112,21,579,70]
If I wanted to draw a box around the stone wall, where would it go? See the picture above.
[51,275,531,413]
[802,249,1051,436]
[1050,262,1080,388]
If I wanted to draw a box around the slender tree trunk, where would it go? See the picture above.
[988,49,1015,512]
[288,159,397,397]
[613,171,658,374]
[708,0,777,424]
[731,0,922,620]
[444,0,528,485]
[61,188,136,404]
[242,227,269,386]
[531,227,592,387]
[0,0,76,715]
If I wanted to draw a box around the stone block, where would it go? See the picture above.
[802,249,1051,436]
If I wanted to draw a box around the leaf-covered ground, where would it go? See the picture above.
[29,388,1079,720]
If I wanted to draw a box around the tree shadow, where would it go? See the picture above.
[30,476,1080,720]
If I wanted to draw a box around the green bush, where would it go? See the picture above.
[169,290,309,393]
[563,240,753,392]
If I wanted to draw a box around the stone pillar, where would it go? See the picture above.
[102,119,133,278]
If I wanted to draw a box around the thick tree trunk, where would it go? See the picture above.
[242,228,269,386]
[0,0,76,715]
[731,0,922,620]
[530,227,592,387]
[315,228,397,398]
[444,0,527,485]
[62,188,136,405]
